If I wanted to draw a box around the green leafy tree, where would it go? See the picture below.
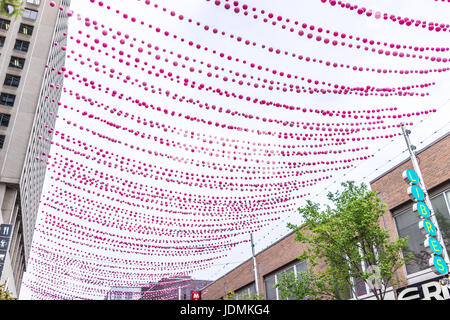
[289,181,411,300]
[0,283,17,300]
[0,0,24,19]
[273,271,316,300]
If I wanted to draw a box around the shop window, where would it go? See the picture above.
[264,260,308,300]
[351,265,368,297]
[296,260,308,273]
[0,36,5,47]
[264,275,277,300]
[431,192,450,257]
[395,190,450,275]
[0,135,5,149]
[234,282,256,299]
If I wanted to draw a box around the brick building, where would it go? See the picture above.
[201,132,450,300]
[370,132,450,300]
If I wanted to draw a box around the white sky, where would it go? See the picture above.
[19,0,450,299]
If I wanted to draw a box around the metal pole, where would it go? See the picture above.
[400,124,450,268]
[250,233,260,296]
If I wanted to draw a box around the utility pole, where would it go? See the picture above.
[400,124,450,276]
[250,233,260,296]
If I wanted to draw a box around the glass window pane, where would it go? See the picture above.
[19,24,33,35]
[0,114,11,127]
[295,261,307,274]
[354,278,367,297]
[235,282,255,299]
[282,267,294,276]
[24,9,38,20]
[279,267,295,300]
[431,193,450,258]
[395,208,430,274]
[264,275,277,300]
[0,19,10,30]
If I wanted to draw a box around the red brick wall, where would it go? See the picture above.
[371,134,450,211]
[201,229,328,300]
[370,133,450,289]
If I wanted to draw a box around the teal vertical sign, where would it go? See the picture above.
[408,185,425,202]
[403,169,448,276]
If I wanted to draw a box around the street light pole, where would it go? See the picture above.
[250,233,260,296]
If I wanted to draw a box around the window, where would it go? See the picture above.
[23,9,38,20]
[9,56,25,69]
[0,19,10,31]
[430,193,450,256]
[14,39,30,52]
[234,282,256,299]
[351,258,368,297]
[264,275,277,300]
[264,260,308,300]
[18,24,34,36]
[4,74,20,87]
[0,36,5,47]
[0,114,10,127]
[0,93,16,106]
[26,0,41,4]
[0,135,5,149]
[395,190,450,275]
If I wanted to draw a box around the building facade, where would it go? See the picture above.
[104,277,212,300]
[370,132,450,300]
[0,0,70,297]
[201,132,450,300]
[201,231,323,300]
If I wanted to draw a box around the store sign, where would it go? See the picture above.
[396,275,450,300]
[413,202,431,219]
[191,291,201,300]
[403,169,420,185]
[0,224,13,278]
[407,185,425,202]
[402,169,448,275]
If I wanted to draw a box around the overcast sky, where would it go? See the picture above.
[20,0,450,299]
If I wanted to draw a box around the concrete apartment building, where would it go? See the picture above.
[201,132,450,300]
[0,0,70,297]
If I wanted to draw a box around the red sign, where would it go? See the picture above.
[191,291,201,300]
